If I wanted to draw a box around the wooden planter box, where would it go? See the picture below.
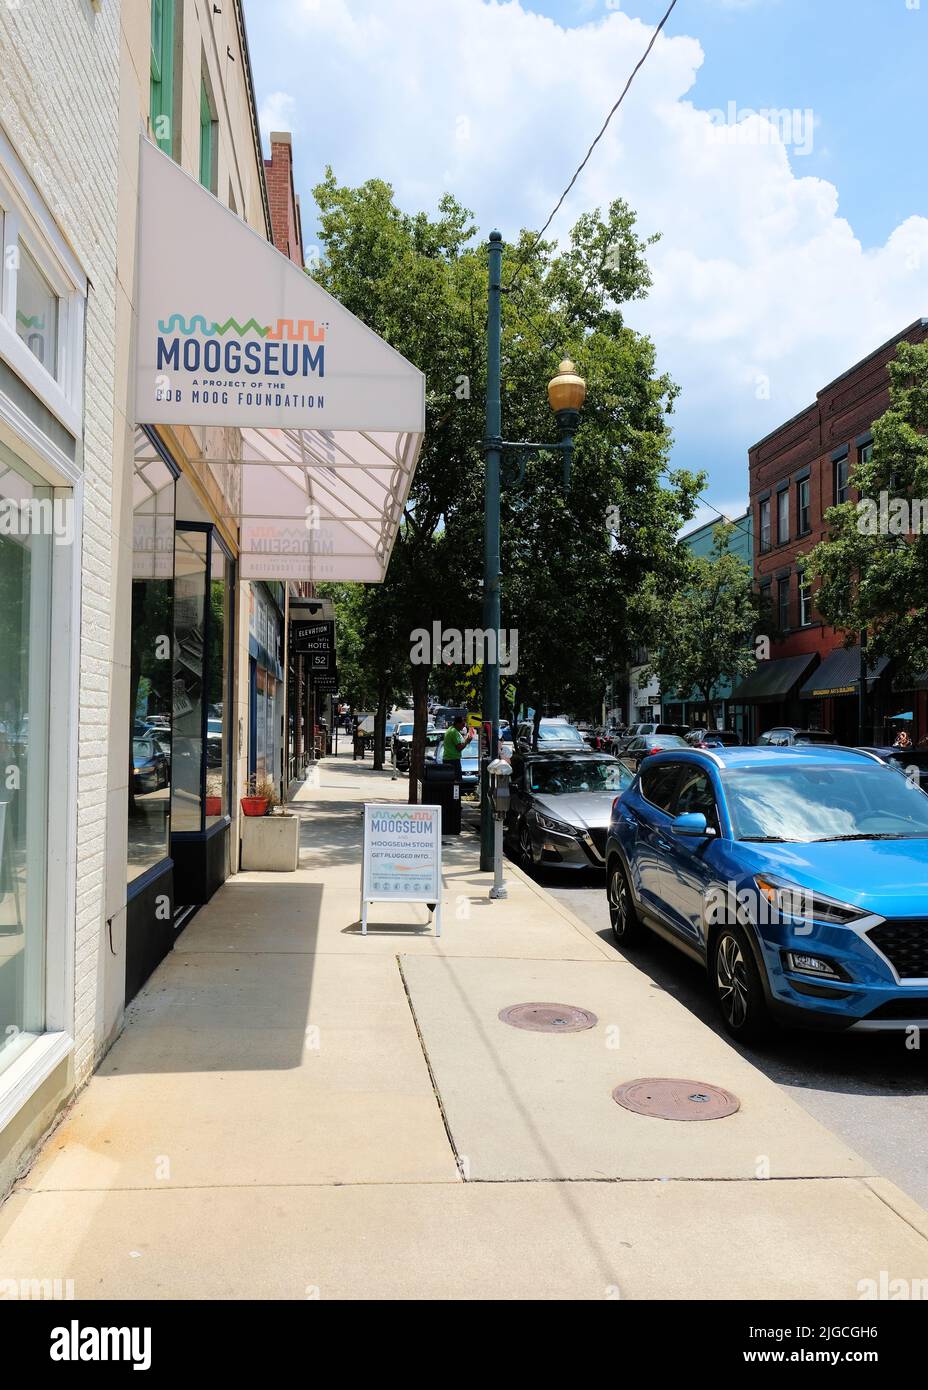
[240,813,300,872]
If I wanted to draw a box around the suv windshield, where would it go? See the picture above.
[528,759,629,794]
[722,763,928,842]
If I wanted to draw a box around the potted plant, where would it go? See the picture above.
[239,776,299,871]
[241,775,278,817]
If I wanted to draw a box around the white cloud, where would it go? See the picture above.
[260,0,927,508]
[258,90,298,142]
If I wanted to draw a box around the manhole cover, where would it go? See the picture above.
[498,1002,598,1033]
[612,1078,740,1121]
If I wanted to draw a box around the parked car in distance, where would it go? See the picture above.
[131,736,169,794]
[756,727,836,747]
[858,746,928,792]
[605,743,928,1042]
[504,751,633,871]
[391,717,441,772]
[433,727,480,787]
[686,728,743,749]
[431,705,467,730]
[619,733,690,772]
[514,718,587,753]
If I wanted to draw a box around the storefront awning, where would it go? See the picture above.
[799,647,889,700]
[730,653,818,703]
[134,137,425,582]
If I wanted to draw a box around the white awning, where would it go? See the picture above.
[134,137,424,582]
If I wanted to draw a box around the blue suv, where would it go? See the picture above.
[604,745,928,1042]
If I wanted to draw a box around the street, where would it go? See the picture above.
[541,865,928,1209]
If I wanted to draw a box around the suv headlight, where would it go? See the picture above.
[754,875,863,927]
[533,811,577,836]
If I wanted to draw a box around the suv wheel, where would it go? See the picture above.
[711,925,771,1043]
[607,859,641,946]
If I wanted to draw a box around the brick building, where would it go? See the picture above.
[733,318,928,744]
[264,131,305,266]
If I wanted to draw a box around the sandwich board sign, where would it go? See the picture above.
[361,803,442,936]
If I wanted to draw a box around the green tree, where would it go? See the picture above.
[804,340,928,680]
[310,172,702,784]
[641,523,760,723]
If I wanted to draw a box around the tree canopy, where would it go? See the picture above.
[311,170,703,789]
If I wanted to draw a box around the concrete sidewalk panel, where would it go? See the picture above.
[402,954,873,1182]
[0,1178,925,1300]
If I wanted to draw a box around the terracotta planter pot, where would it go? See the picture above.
[205,796,223,816]
[240,796,269,817]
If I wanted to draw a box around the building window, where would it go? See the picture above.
[150,0,175,155]
[199,75,217,193]
[835,455,850,505]
[14,241,59,377]
[799,576,812,627]
[0,148,86,433]
[172,526,207,832]
[797,477,811,536]
[859,440,873,468]
[777,576,791,633]
[205,535,231,825]
[128,430,175,885]
[777,488,789,544]
[759,498,771,553]
[0,446,52,1078]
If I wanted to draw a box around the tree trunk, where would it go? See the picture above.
[373,683,388,771]
[409,665,430,804]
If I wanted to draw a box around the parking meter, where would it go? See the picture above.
[488,758,512,817]
[487,759,511,899]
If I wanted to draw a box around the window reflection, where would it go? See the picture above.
[205,538,230,824]
[128,430,175,882]
[172,529,207,832]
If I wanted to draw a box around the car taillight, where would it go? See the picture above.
[611,796,621,815]
[648,746,661,756]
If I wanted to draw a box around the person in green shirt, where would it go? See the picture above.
[442,715,473,782]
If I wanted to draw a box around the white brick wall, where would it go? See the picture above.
[0,0,120,1084]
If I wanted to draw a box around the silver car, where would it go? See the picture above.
[504,751,632,872]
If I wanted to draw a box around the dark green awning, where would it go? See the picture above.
[730,653,818,703]
[799,647,889,700]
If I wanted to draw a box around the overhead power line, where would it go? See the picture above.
[506,0,681,292]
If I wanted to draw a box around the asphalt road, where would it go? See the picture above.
[531,860,928,1209]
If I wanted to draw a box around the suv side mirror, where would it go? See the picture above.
[671,811,715,838]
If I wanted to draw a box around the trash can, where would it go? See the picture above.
[353,732,366,759]
[422,761,461,835]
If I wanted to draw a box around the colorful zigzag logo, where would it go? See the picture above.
[157,314,325,342]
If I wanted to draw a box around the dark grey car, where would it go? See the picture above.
[619,733,690,773]
[504,751,632,872]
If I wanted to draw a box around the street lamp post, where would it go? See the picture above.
[479,230,586,872]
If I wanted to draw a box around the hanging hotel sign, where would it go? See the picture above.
[135,137,425,431]
[291,618,334,657]
[360,803,442,937]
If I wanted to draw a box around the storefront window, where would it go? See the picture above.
[0,445,51,1076]
[15,240,59,376]
[128,431,175,883]
[172,528,207,832]
[205,536,231,825]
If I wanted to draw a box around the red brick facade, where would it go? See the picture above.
[747,318,928,743]
[264,131,304,266]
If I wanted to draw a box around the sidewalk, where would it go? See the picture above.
[1,749,927,1298]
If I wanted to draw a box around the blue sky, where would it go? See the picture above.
[244,0,928,524]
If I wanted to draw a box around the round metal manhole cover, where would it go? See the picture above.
[612,1078,740,1121]
[498,1002,598,1033]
